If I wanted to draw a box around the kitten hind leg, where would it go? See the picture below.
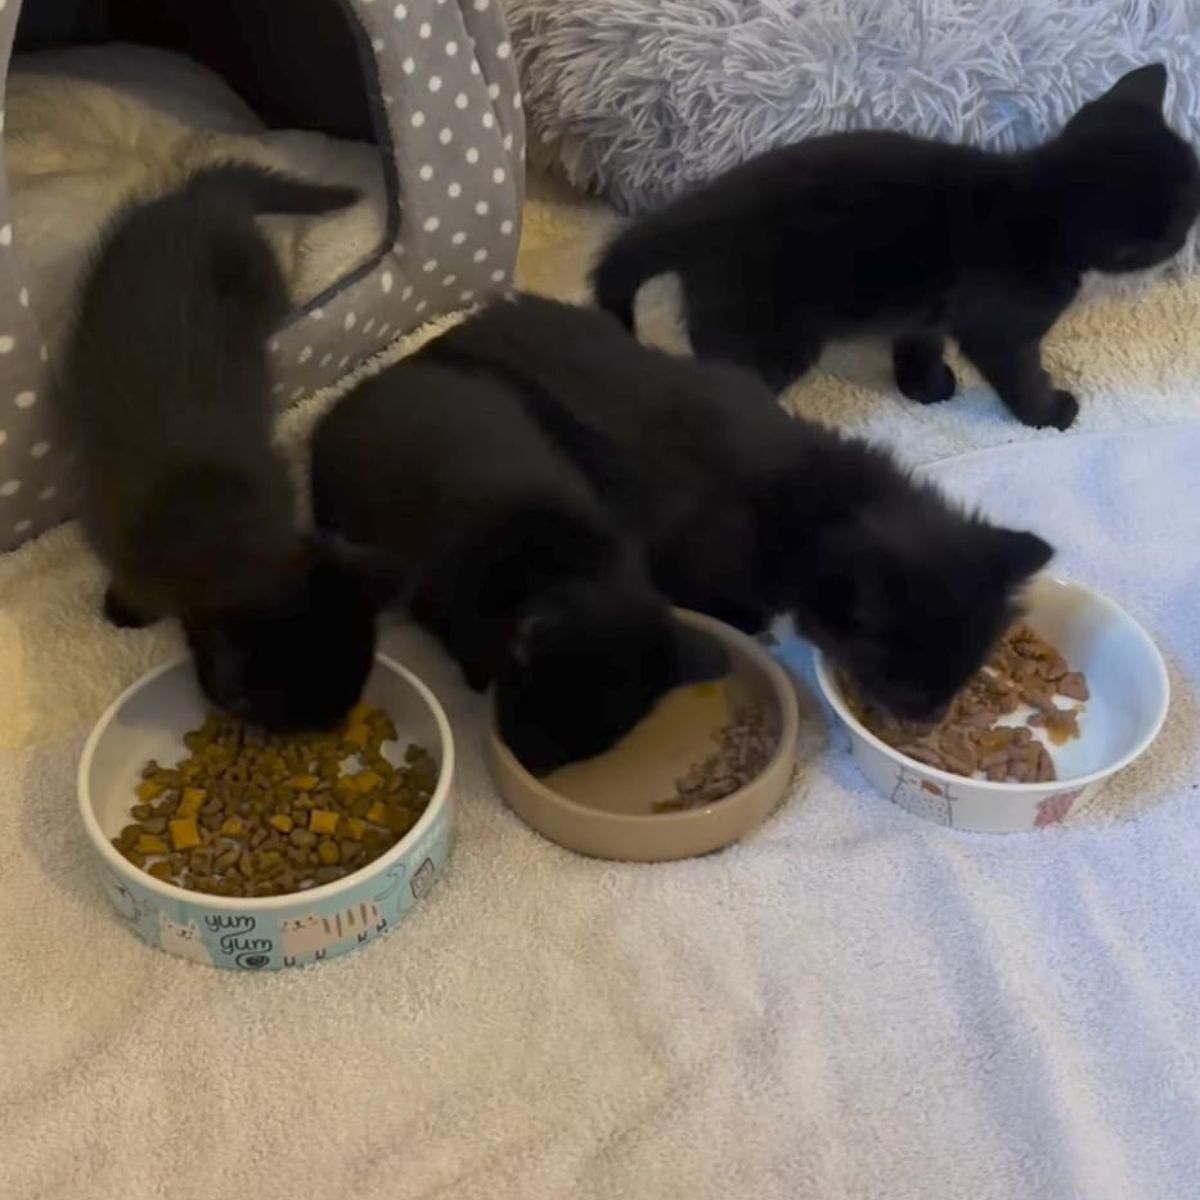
[103,586,158,630]
[956,332,1078,430]
[684,289,818,392]
[893,333,957,404]
[684,302,763,374]
[764,329,822,394]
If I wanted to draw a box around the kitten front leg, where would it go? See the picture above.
[956,333,1078,430]
[893,333,957,404]
[102,585,158,630]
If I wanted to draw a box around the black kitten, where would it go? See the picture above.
[593,64,1200,430]
[55,163,385,730]
[183,537,394,733]
[420,295,1054,721]
[310,362,727,772]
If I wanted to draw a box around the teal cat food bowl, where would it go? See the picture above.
[78,655,455,970]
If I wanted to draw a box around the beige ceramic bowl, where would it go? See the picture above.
[487,610,799,861]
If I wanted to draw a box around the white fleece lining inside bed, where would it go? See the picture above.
[5,42,389,349]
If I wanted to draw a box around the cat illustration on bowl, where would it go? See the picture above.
[280,901,387,966]
[156,913,213,965]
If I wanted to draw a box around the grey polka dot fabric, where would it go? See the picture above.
[0,0,525,553]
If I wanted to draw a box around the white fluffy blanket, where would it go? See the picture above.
[6,43,388,349]
[5,422,1199,1200]
[508,0,1200,272]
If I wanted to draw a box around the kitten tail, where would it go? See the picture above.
[182,163,361,217]
[592,211,691,334]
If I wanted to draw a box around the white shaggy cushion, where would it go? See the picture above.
[507,0,1200,269]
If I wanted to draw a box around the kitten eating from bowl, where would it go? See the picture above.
[415,293,1056,727]
[54,164,387,732]
[311,362,729,774]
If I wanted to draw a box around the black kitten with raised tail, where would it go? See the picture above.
[311,362,728,773]
[420,295,1054,722]
[55,164,390,731]
[594,64,1200,430]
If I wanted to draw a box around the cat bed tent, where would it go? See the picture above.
[0,0,525,553]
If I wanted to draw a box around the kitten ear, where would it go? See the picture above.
[668,623,730,686]
[981,526,1054,585]
[450,611,527,692]
[1101,64,1168,113]
[182,617,244,708]
[511,607,556,670]
[804,538,867,636]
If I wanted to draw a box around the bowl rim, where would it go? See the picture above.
[813,575,1171,795]
[77,652,456,911]
[488,608,800,825]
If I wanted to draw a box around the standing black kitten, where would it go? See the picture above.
[593,64,1200,430]
[419,295,1054,721]
[55,164,388,730]
[311,363,727,773]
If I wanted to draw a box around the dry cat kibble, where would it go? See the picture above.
[653,706,777,812]
[111,704,437,897]
[845,624,1090,783]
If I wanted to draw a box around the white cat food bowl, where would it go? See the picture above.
[78,655,455,970]
[815,576,1169,832]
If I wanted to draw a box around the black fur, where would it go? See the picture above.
[183,538,396,733]
[310,362,728,773]
[421,295,1054,721]
[593,64,1200,430]
[54,163,383,730]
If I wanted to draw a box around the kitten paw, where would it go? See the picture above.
[1050,389,1079,431]
[900,362,958,405]
[1019,390,1078,431]
[103,588,154,630]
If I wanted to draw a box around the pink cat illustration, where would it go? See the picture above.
[1035,790,1082,828]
